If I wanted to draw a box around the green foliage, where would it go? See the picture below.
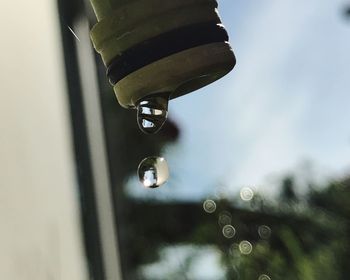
[125,175,350,279]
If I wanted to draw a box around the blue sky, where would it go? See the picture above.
[128,0,350,200]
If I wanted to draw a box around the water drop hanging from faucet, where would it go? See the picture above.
[136,94,169,134]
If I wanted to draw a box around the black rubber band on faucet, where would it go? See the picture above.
[106,21,229,85]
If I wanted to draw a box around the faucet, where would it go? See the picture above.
[89,0,236,133]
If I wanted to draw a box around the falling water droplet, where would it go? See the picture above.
[258,225,271,239]
[239,240,253,255]
[218,211,232,227]
[136,95,169,134]
[229,243,239,256]
[138,157,169,188]
[222,225,236,239]
[240,187,254,201]
[203,200,216,213]
[258,274,271,280]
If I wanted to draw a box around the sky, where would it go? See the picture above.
[126,1,350,278]
[128,0,350,201]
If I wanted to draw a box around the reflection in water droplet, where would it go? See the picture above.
[218,211,232,227]
[258,274,271,280]
[240,187,254,201]
[222,225,236,239]
[203,200,216,213]
[138,157,169,188]
[258,225,272,239]
[136,95,169,134]
[239,240,253,255]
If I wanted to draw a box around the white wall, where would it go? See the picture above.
[0,0,88,279]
